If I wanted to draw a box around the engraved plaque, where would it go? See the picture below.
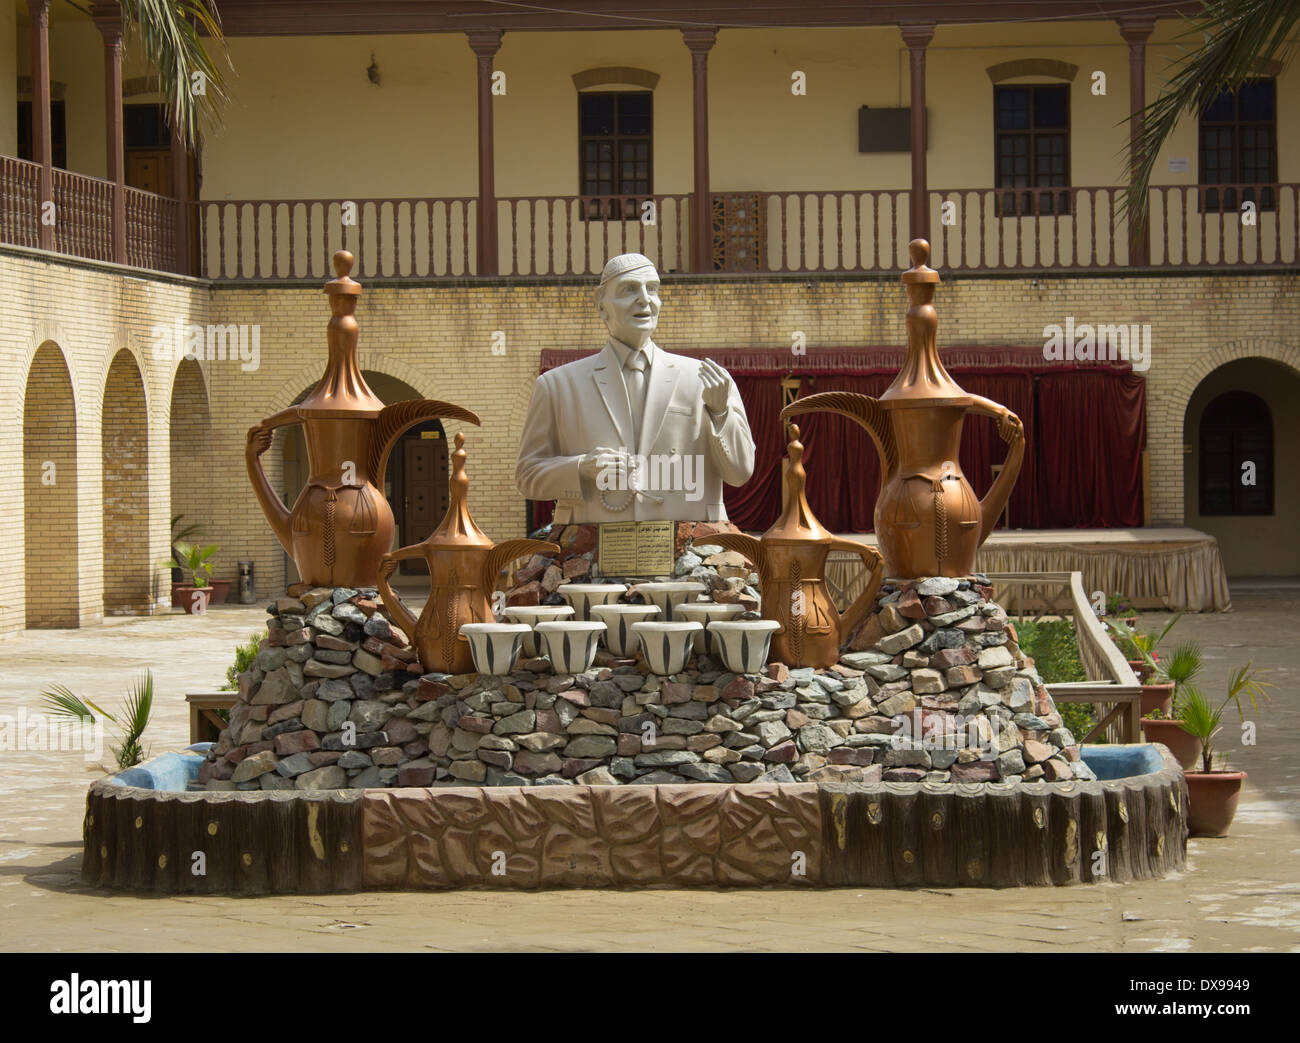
[598,521,675,578]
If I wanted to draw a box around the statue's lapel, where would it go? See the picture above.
[638,343,680,456]
[590,342,634,450]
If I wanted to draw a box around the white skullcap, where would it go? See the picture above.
[598,252,657,286]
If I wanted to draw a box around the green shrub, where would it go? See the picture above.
[223,630,267,691]
[1016,618,1094,740]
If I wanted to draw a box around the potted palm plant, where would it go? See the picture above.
[1179,663,1271,837]
[1108,615,1181,709]
[1140,641,1203,770]
[166,541,218,614]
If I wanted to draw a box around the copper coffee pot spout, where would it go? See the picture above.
[779,239,1025,578]
[245,251,481,590]
[376,433,559,675]
[711,425,885,668]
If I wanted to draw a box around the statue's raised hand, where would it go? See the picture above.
[700,358,732,414]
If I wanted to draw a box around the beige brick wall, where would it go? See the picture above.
[0,249,211,635]
[3,244,1297,634]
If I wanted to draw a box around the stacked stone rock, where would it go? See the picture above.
[201,586,426,791]
[506,521,759,610]
[203,571,1092,790]
[842,575,1094,784]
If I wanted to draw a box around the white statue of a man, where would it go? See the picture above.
[516,253,756,524]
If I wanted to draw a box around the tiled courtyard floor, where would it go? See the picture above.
[1,591,1297,952]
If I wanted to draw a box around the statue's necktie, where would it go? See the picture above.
[625,350,648,448]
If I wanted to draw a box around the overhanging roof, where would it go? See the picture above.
[210,1,1199,36]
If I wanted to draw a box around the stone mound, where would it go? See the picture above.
[203,570,1091,791]
[506,521,760,609]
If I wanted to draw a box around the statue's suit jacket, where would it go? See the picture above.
[516,340,756,524]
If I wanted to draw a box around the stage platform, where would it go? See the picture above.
[826,527,1231,613]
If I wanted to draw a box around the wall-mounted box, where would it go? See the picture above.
[858,106,926,153]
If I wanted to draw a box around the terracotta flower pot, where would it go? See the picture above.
[1140,717,1201,771]
[1140,681,1174,717]
[1185,770,1247,837]
[1129,658,1155,682]
[172,585,214,615]
[209,579,232,605]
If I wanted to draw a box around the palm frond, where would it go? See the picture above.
[1162,640,1204,692]
[115,671,154,769]
[39,685,99,722]
[119,1,232,150]
[1122,0,1300,226]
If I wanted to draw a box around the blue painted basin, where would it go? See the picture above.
[1080,743,1165,781]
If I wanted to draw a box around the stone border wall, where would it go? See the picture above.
[83,747,1187,892]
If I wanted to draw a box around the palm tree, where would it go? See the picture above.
[1125,0,1299,223]
[118,1,232,148]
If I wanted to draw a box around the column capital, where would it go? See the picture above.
[899,21,935,50]
[28,0,51,20]
[91,2,124,45]
[681,27,718,54]
[467,29,503,59]
[1117,16,1156,45]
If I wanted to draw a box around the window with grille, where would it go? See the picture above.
[994,84,1070,217]
[579,91,652,220]
[1198,391,1273,516]
[1198,79,1277,212]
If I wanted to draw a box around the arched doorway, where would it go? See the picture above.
[1184,357,1300,577]
[279,371,449,583]
[169,359,212,590]
[102,350,151,614]
[23,342,79,627]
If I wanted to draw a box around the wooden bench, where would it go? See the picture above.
[186,690,237,745]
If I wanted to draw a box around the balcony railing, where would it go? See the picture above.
[2,155,182,271]
[2,163,1297,280]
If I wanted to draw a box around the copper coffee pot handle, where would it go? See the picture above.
[375,548,421,641]
[967,395,1026,542]
[829,537,885,644]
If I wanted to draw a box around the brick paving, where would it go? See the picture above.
[1,592,1297,952]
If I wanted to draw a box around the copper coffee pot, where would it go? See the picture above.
[376,433,560,675]
[245,251,481,590]
[708,426,885,669]
[781,239,1025,578]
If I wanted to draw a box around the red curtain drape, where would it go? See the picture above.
[722,374,784,530]
[532,348,1146,533]
[1033,370,1146,527]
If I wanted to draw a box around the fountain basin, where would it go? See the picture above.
[460,623,532,675]
[630,620,703,675]
[674,602,744,654]
[82,744,1187,893]
[588,603,661,656]
[502,606,575,657]
[535,620,606,673]
[632,581,707,622]
[556,583,628,620]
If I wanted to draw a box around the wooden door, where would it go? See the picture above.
[127,150,172,195]
[399,429,449,574]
